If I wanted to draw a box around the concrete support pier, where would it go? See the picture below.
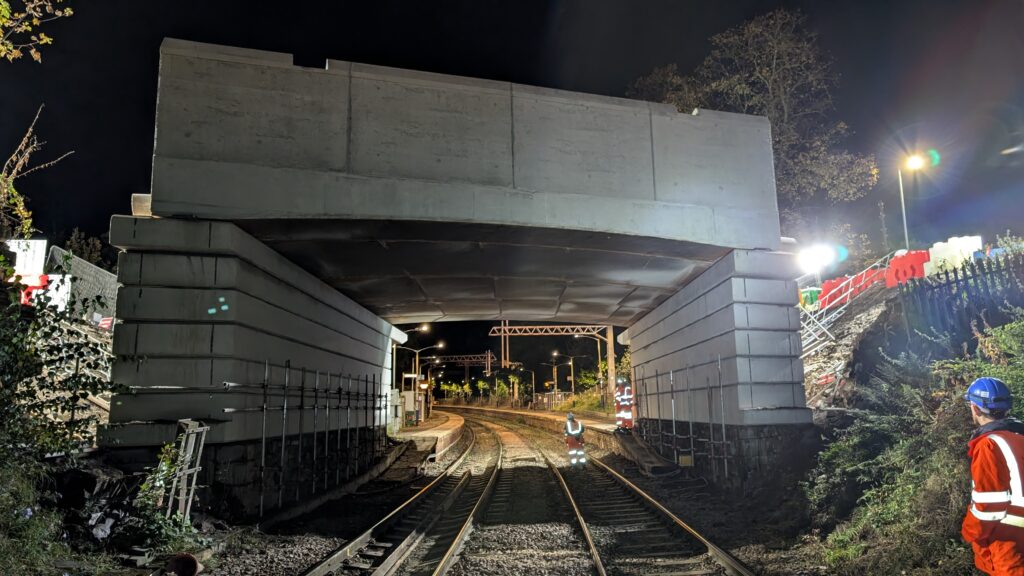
[621,249,814,487]
[101,216,405,518]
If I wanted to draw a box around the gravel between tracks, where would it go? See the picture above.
[448,524,593,576]
[473,414,827,575]
[447,420,594,576]
[205,531,344,576]
[391,421,500,576]
[206,426,477,576]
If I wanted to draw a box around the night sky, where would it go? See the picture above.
[2,0,1022,366]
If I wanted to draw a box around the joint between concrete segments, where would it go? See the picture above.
[509,83,516,189]
[346,61,353,172]
[649,108,657,201]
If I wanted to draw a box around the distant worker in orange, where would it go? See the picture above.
[564,412,586,465]
[963,377,1024,575]
[614,377,634,432]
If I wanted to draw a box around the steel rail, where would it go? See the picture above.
[427,431,505,576]
[544,456,608,576]
[299,426,479,576]
[589,457,755,576]
[481,414,750,576]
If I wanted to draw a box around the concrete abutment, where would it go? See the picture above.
[100,216,406,519]
[622,249,814,489]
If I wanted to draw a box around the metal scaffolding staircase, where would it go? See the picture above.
[799,251,896,359]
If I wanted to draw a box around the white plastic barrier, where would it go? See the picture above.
[924,235,982,276]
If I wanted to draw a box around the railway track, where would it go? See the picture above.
[300,421,500,576]
[301,415,752,576]
[446,421,595,575]
[474,416,755,576]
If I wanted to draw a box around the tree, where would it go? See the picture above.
[0,267,113,458]
[63,227,103,266]
[475,379,489,398]
[628,9,878,254]
[493,378,510,400]
[1,0,72,63]
[507,373,521,400]
[1,106,72,238]
[575,369,600,393]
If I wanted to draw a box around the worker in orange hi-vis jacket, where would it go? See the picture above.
[564,412,586,465]
[614,379,634,432]
[963,377,1024,575]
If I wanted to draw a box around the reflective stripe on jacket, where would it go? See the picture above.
[963,420,1024,549]
[566,421,583,435]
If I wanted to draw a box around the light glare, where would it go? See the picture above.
[798,244,838,275]
[906,154,926,171]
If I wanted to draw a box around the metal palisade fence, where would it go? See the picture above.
[899,251,1024,352]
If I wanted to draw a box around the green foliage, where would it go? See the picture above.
[574,369,600,393]
[0,456,62,573]
[628,9,878,249]
[493,378,510,400]
[810,319,1024,574]
[438,381,460,398]
[554,389,611,415]
[0,253,121,572]
[0,0,72,63]
[63,227,107,268]
[114,443,202,553]
[0,255,114,458]
[996,231,1024,255]
[475,379,489,397]
[2,106,72,239]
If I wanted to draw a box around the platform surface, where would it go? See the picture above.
[395,411,465,452]
[448,405,619,434]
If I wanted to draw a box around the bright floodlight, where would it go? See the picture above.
[906,154,926,171]
[437,341,445,349]
[419,323,430,332]
[798,245,837,275]
[552,350,559,357]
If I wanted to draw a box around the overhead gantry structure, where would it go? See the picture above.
[487,324,617,397]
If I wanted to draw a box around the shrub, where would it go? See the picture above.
[0,252,118,571]
[810,318,1024,574]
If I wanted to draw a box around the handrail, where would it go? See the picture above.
[813,250,896,312]
[799,250,898,357]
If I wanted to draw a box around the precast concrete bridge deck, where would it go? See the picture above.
[102,39,810,518]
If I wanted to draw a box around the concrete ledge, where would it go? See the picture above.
[110,216,390,334]
[396,411,465,457]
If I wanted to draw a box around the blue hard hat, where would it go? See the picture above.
[965,377,1013,413]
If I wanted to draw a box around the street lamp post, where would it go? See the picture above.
[897,154,927,250]
[396,342,445,392]
[517,368,536,403]
[574,334,607,405]
[552,351,587,397]
[393,323,432,390]
[541,361,566,407]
